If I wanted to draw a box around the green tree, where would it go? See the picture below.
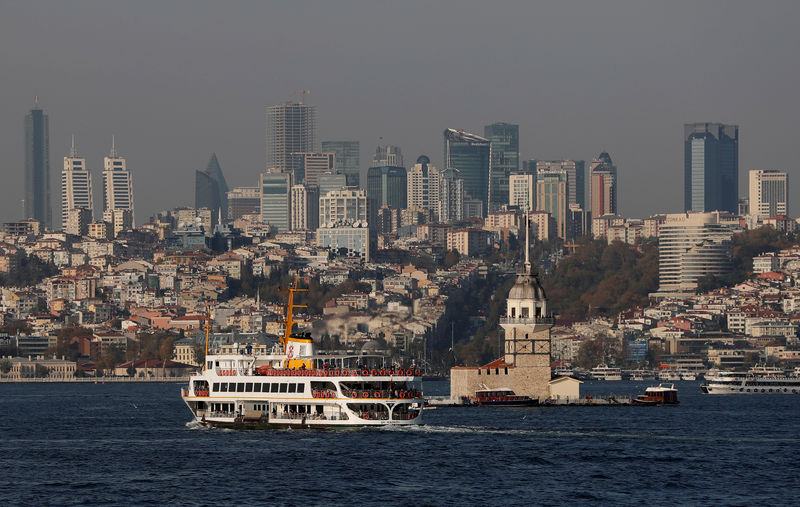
[0,358,11,374]
[443,250,461,269]
[34,364,50,377]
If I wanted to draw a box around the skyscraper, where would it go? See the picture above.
[102,137,135,226]
[536,160,585,209]
[509,173,536,210]
[439,168,465,223]
[25,97,52,228]
[321,141,360,187]
[61,137,93,231]
[749,170,788,219]
[226,187,261,221]
[260,170,291,232]
[367,164,406,228]
[373,145,404,167]
[684,123,739,213]
[290,184,318,231]
[267,102,316,172]
[484,123,519,213]
[444,129,491,216]
[290,152,335,187]
[195,153,229,219]
[407,155,441,217]
[536,169,569,239]
[589,152,617,218]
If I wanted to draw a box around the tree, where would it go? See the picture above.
[443,250,460,269]
[126,365,136,377]
[34,364,49,378]
[0,358,11,374]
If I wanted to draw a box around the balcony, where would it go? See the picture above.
[499,316,556,325]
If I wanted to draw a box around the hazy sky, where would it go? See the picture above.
[2,1,799,225]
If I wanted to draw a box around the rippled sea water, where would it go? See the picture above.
[2,380,800,506]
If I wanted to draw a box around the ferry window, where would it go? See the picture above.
[215,361,219,367]
[245,383,253,392]
[213,383,219,392]
[297,384,305,393]
[271,383,279,393]
[280,383,288,393]
[237,383,244,392]
[207,361,213,370]
[288,384,297,393]
[221,383,228,392]
[254,383,262,392]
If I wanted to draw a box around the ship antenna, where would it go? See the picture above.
[203,307,211,370]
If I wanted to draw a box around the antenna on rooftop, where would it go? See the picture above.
[291,89,310,104]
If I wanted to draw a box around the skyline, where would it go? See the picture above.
[2,2,799,224]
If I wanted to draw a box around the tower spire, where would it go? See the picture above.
[69,135,77,157]
[524,208,531,274]
[110,135,118,158]
[34,96,40,109]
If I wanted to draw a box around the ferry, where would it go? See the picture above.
[700,369,800,394]
[590,364,622,381]
[632,384,679,406]
[475,387,539,407]
[181,278,424,428]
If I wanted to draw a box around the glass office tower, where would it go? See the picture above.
[484,123,519,213]
[25,97,52,228]
[443,129,491,216]
[684,123,739,213]
[321,141,360,187]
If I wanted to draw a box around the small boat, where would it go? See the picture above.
[475,387,539,407]
[632,383,679,406]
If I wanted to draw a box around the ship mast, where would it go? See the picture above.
[203,307,211,370]
[279,274,308,351]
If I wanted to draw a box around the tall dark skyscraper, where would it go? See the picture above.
[266,101,316,172]
[25,97,52,228]
[444,129,491,216]
[366,164,407,229]
[195,153,229,219]
[684,123,739,213]
[321,141,360,188]
[484,122,519,213]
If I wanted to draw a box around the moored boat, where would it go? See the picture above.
[632,383,679,405]
[701,369,800,395]
[475,387,539,407]
[590,363,622,381]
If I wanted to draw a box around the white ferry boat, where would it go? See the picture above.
[181,280,424,428]
[590,364,622,381]
[700,370,800,394]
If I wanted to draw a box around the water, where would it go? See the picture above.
[2,380,800,506]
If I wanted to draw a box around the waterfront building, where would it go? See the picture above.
[322,141,360,187]
[407,155,441,218]
[451,216,554,401]
[536,160,585,209]
[684,122,739,213]
[536,169,569,239]
[290,184,319,231]
[290,151,335,187]
[195,153,229,220]
[589,152,616,218]
[227,187,261,221]
[438,168,465,223]
[61,137,93,231]
[484,123,519,213]
[749,169,788,219]
[509,172,536,210]
[259,170,291,233]
[656,211,738,294]
[266,101,316,172]
[444,129,491,216]
[25,97,52,229]
[319,188,368,227]
[102,137,135,226]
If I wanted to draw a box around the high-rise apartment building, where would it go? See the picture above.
[589,152,617,218]
[290,184,319,231]
[444,129,491,216]
[749,170,788,219]
[25,97,52,228]
[102,137,135,226]
[484,123,519,213]
[509,173,536,210]
[61,138,94,231]
[290,152,335,187]
[684,123,739,213]
[321,141,360,187]
[226,187,261,220]
[407,155,441,217]
[373,145,403,167]
[657,211,737,293]
[195,153,229,220]
[536,160,584,209]
[266,102,316,172]
[439,168,465,224]
[536,169,569,239]
[319,188,368,227]
[260,170,291,233]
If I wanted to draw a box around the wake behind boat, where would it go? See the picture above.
[181,278,424,428]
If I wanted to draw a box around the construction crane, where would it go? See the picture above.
[291,89,310,104]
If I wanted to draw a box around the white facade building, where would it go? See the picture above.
[102,138,135,226]
[749,169,788,219]
[319,188,368,227]
[509,173,535,210]
[406,156,441,218]
[61,137,94,231]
